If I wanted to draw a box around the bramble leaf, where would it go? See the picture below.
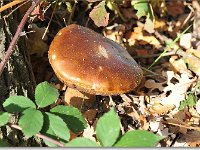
[114,130,164,147]
[96,108,121,147]
[19,108,43,137]
[0,111,10,127]
[3,96,36,113]
[42,112,70,143]
[35,81,59,108]
[51,105,87,133]
[65,137,99,147]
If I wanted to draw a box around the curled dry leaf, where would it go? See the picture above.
[169,57,188,74]
[147,102,175,115]
[159,71,195,110]
[125,26,161,48]
[89,1,109,27]
[26,24,48,56]
[183,130,200,147]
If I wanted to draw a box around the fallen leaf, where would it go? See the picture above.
[26,24,48,56]
[184,130,200,147]
[89,1,109,27]
[83,109,98,125]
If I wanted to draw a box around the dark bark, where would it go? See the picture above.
[0,1,38,146]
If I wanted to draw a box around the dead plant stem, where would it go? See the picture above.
[0,0,41,76]
[10,124,65,147]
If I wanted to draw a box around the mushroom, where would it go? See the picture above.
[48,24,143,102]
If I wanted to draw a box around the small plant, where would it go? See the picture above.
[66,108,164,147]
[0,81,164,147]
[0,81,86,147]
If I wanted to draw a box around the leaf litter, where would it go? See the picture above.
[22,0,200,147]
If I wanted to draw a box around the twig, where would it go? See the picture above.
[42,0,58,40]
[0,0,41,76]
[10,124,65,147]
[5,0,30,18]
[0,0,25,13]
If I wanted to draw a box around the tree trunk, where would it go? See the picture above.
[0,1,38,146]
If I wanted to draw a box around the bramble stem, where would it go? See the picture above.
[0,0,41,76]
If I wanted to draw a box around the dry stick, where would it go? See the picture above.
[10,124,65,147]
[42,0,58,40]
[0,0,41,76]
[0,0,25,13]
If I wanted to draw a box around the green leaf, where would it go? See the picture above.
[3,96,36,113]
[89,1,109,27]
[131,0,155,33]
[51,105,86,133]
[42,112,70,143]
[132,0,149,19]
[19,108,43,137]
[179,93,196,110]
[35,81,59,108]
[0,139,10,147]
[0,111,10,127]
[114,130,164,147]
[96,108,121,147]
[65,137,100,147]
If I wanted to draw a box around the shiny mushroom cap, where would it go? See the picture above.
[48,24,143,95]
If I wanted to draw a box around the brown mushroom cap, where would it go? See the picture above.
[48,24,143,95]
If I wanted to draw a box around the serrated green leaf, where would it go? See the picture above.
[114,130,164,147]
[0,111,10,127]
[96,108,121,147]
[42,112,70,142]
[131,0,154,33]
[35,81,59,108]
[51,105,86,133]
[132,0,149,19]
[65,137,100,147]
[3,96,36,113]
[19,108,43,137]
[89,1,109,27]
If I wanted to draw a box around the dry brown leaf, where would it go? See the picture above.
[83,109,98,125]
[126,26,161,48]
[169,57,188,74]
[147,102,175,115]
[183,53,200,76]
[166,1,184,18]
[160,71,195,110]
[154,18,167,31]
[183,130,200,147]
[186,49,200,59]
[26,24,48,56]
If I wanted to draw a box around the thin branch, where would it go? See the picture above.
[10,124,65,147]
[0,0,41,76]
[0,0,25,13]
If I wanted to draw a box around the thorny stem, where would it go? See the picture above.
[10,124,65,147]
[0,0,41,76]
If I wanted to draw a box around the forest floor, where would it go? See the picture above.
[4,0,200,147]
